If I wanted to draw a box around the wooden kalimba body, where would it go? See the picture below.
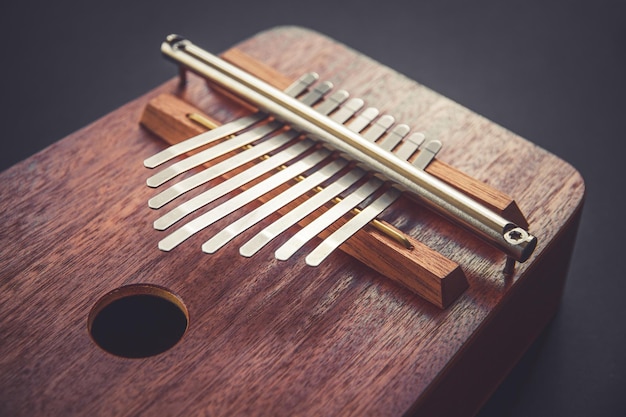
[0,27,584,416]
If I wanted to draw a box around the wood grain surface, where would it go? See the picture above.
[0,26,584,416]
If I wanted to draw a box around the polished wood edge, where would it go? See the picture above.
[408,205,584,415]
[140,93,468,308]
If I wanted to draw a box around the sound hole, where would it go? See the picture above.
[88,284,189,358]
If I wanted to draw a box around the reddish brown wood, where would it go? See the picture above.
[222,48,294,90]
[140,93,222,143]
[0,27,584,417]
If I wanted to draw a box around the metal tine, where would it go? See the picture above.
[337,106,395,201]
[156,82,350,229]
[307,133,439,265]
[160,82,342,250]
[202,158,349,254]
[338,114,402,214]
[148,130,297,208]
[329,98,364,124]
[144,72,318,169]
[329,105,394,205]
[197,87,355,253]
[147,122,282,188]
[148,80,340,207]
[317,89,351,116]
[363,115,395,142]
[392,131,423,160]
[380,124,412,152]
[306,188,401,266]
[303,124,411,264]
[237,96,370,257]
[239,168,368,257]
[146,74,326,188]
[346,107,379,133]
[154,138,315,231]
[270,107,394,261]
[412,139,443,170]
[143,114,264,169]
[239,101,389,259]
[299,81,333,106]
[315,90,349,115]
[284,106,404,263]
[275,177,384,261]
[284,72,320,97]
[158,147,332,251]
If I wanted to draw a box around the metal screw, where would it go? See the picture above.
[504,227,528,245]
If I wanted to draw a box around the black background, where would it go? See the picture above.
[1,1,624,415]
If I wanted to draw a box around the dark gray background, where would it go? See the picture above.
[1,1,624,415]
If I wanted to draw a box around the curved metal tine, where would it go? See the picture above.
[158,148,332,252]
[329,98,364,124]
[147,75,338,190]
[154,138,316,231]
[283,72,319,97]
[239,167,367,258]
[346,107,379,133]
[147,121,282,188]
[200,87,358,253]
[148,130,299,208]
[143,114,264,169]
[305,132,430,266]
[412,139,442,170]
[380,124,411,153]
[299,81,333,106]
[274,177,384,261]
[244,101,383,260]
[363,114,395,142]
[285,106,399,264]
[393,132,425,162]
[149,84,347,206]
[143,72,318,169]
[305,120,409,263]
[306,188,401,266]
[202,158,348,253]
[315,90,349,115]
[305,128,426,265]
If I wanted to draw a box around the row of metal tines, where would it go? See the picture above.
[144,72,442,266]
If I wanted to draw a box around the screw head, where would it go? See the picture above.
[504,227,529,245]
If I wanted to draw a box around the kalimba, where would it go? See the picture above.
[0,27,584,416]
